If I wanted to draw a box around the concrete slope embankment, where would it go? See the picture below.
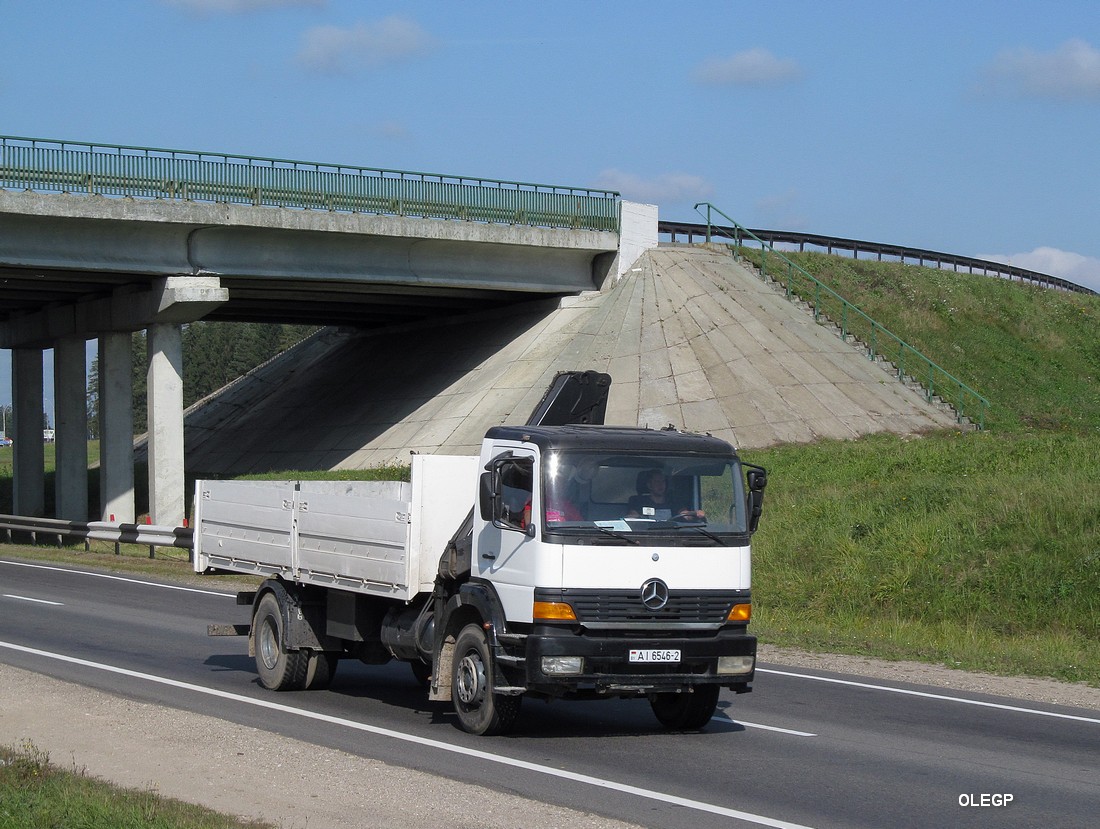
[180,246,955,476]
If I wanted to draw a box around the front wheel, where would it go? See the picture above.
[649,685,720,730]
[451,624,521,735]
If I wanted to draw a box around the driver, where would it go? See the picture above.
[626,470,704,520]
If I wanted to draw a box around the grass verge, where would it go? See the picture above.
[0,741,273,829]
[743,429,1100,685]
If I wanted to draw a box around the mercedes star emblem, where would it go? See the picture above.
[640,578,670,611]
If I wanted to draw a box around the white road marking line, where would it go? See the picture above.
[714,714,816,737]
[0,558,234,597]
[757,667,1100,725]
[2,594,63,606]
[0,640,816,829]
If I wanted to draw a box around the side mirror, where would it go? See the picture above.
[744,464,767,534]
[478,471,496,521]
[481,454,534,533]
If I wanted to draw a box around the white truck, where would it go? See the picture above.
[195,372,767,735]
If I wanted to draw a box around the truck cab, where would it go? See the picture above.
[437,424,764,734]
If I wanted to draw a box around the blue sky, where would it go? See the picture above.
[3,0,1100,409]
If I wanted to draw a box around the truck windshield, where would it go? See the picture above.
[542,450,748,540]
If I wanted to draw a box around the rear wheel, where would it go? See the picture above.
[253,592,309,691]
[451,624,521,735]
[649,685,720,730]
[304,650,338,690]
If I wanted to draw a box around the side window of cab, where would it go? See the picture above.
[498,459,533,531]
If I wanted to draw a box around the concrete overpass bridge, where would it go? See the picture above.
[1,135,652,526]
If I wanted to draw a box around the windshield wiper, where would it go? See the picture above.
[669,523,727,545]
[591,525,639,545]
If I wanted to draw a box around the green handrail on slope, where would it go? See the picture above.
[0,134,620,233]
[693,203,989,430]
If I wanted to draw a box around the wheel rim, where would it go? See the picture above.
[456,649,487,707]
[259,616,279,670]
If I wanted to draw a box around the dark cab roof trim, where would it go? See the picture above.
[484,424,740,457]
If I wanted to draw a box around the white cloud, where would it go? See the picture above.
[754,189,809,230]
[372,120,413,143]
[591,169,714,205]
[296,16,437,74]
[979,38,1100,101]
[980,246,1100,293]
[164,0,323,13]
[693,48,802,87]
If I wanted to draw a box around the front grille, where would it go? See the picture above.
[546,589,747,625]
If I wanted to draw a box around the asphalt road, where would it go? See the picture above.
[1,556,1097,829]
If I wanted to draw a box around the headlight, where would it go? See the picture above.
[541,656,584,675]
[717,655,755,675]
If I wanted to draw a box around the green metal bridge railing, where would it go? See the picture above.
[693,203,989,429]
[0,135,620,233]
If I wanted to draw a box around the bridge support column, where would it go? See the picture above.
[11,348,45,516]
[99,331,135,523]
[54,336,89,521]
[146,323,185,527]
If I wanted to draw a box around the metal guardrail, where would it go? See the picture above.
[0,514,193,558]
[659,219,1096,296]
[0,134,621,233]
[691,203,990,429]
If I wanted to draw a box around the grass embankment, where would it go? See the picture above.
[0,742,272,829]
[733,250,1099,684]
[745,431,1099,683]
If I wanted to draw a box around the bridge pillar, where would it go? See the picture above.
[99,331,135,524]
[11,348,45,517]
[53,336,89,522]
[146,323,185,527]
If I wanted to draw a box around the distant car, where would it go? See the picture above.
[0,437,11,447]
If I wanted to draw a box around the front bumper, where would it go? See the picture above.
[516,626,756,697]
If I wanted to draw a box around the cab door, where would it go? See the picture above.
[476,448,557,623]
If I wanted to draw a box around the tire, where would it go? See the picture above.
[304,650,339,690]
[253,592,309,691]
[649,685,721,730]
[451,624,522,736]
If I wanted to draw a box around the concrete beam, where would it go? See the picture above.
[2,277,228,349]
[0,190,617,255]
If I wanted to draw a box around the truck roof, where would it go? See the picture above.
[485,424,739,456]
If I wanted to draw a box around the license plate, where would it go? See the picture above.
[629,649,681,663]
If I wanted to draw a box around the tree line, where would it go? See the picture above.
[86,322,319,437]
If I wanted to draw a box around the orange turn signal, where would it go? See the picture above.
[727,603,751,622]
[533,601,578,621]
